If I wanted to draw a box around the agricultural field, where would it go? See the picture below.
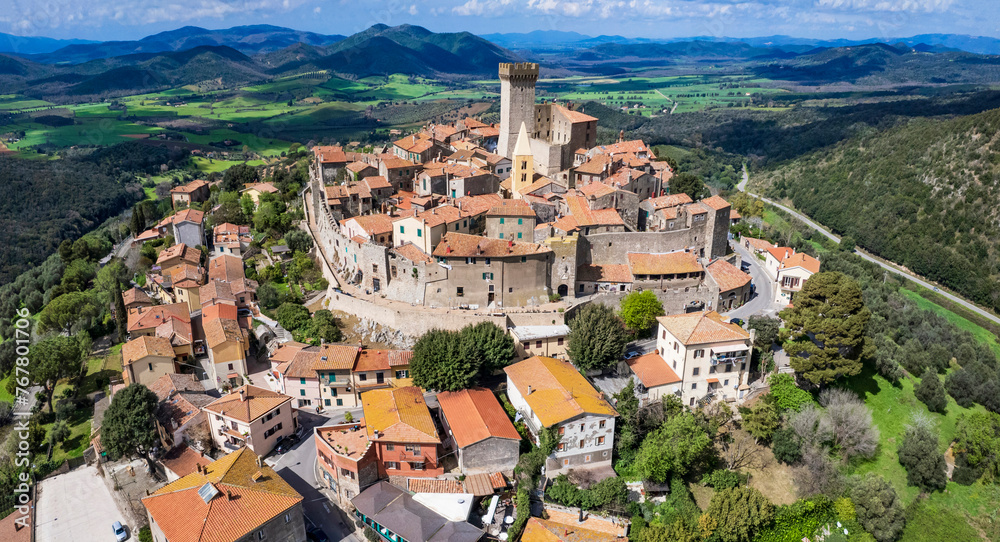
[536,74,789,116]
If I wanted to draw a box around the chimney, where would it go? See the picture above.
[239,388,246,402]
[527,385,533,395]
[196,463,202,473]
[227,489,232,501]
[256,455,263,468]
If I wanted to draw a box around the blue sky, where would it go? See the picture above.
[1,0,998,41]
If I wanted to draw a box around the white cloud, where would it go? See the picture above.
[816,0,954,12]
[409,4,419,15]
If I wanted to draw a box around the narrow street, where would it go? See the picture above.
[723,240,783,320]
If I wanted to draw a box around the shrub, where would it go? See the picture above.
[897,415,947,492]
[702,469,744,489]
[766,373,814,412]
[914,368,947,413]
[851,473,906,542]
[138,526,153,542]
[771,426,802,464]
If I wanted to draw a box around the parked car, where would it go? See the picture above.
[729,318,744,327]
[307,527,330,542]
[275,433,301,454]
[623,351,640,360]
[113,521,128,542]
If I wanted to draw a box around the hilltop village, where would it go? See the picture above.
[15,62,837,542]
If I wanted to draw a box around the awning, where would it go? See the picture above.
[711,343,749,354]
[227,373,238,379]
[706,378,720,384]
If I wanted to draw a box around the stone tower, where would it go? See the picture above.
[511,122,533,199]
[498,62,539,159]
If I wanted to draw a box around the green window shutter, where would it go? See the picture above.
[500,218,505,224]
[490,273,495,280]
[400,225,404,234]
[517,232,522,239]
[417,229,422,237]
[299,389,306,396]
[300,378,306,385]
[482,272,487,280]
[518,218,523,225]
[324,399,331,406]
[499,233,504,239]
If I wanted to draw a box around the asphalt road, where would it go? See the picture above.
[268,410,363,542]
[724,240,783,320]
[737,167,1000,326]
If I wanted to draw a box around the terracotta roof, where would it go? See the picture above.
[317,422,374,461]
[203,386,292,423]
[456,193,503,216]
[0,503,30,542]
[157,243,201,266]
[394,134,434,154]
[314,145,347,164]
[743,237,774,252]
[552,215,580,234]
[564,196,624,227]
[487,199,535,217]
[347,161,375,173]
[433,232,551,258]
[781,252,821,274]
[577,181,616,199]
[518,177,558,196]
[149,373,213,429]
[599,139,651,156]
[701,195,731,211]
[392,242,433,263]
[128,303,190,333]
[353,349,409,372]
[204,317,244,349]
[686,203,708,215]
[575,264,633,283]
[604,167,647,188]
[380,156,416,169]
[202,303,239,322]
[627,353,682,388]
[707,259,751,292]
[627,252,703,276]
[170,264,204,289]
[122,287,151,306]
[170,179,209,194]
[122,335,175,365]
[474,126,500,137]
[142,448,302,542]
[730,209,742,220]
[574,154,612,175]
[208,254,246,283]
[362,387,439,444]
[647,193,693,209]
[554,103,598,123]
[407,479,466,494]
[160,443,209,479]
[766,246,795,263]
[465,472,507,496]
[656,311,750,346]
[155,317,194,347]
[388,350,413,367]
[200,280,236,305]
[402,204,467,228]
[314,344,363,371]
[437,388,521,448]
[504,357,617,426]
[522,517,619,542]
[363,176,392,190]
[173,208,205,225]
[268,342,308,365]
[341,214,395,237]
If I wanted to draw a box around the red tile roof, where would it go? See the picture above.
[564,196,624,227]
[122,335,175,365]
[436,388,521,448]
[127,303,190,333]
[576,264,633,283]
[203,386,292,423]
[314,145,347,164]
[504,357,617,426]
[627,252,703,275]
[554,104,598,123]
[142,448,302,542]
[627,353,682,388]
[707,259,751,292]
[433,232,550,258]
[781,252,821,274]
[173,208,204,224]
[657,311,750,346]
[392,243,433,264]
[701,195,731,211]
[362,387,440,444]
[487,199,535,217]
[341,214,395,237]
[170,179,209,194]
[647,193,693,209]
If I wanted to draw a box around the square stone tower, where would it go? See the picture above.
[498,62,539,159]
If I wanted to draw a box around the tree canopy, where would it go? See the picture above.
[619,290,665,334]
[101,384,159,469]
[898,416,947,492]
[634,411,712,483]
[31,334,83,413]
[670,172,711,200]
[780,272,874,385]
[704,486,775,542]
[567,303,629,372]
[851,473,906,542]
[914,368,947,413]
[410,323,514,392]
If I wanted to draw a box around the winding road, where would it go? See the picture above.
[737,166,1000,326]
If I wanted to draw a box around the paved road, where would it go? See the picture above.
[737,166,1000,326]
[268,411,363,542]
[36,466,125,542]
[724,240,783,320]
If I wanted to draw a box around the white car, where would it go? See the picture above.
[113,521,128,542]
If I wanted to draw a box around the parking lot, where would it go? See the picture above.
[36,466,126,542]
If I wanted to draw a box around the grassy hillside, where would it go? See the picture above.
[752,107,1000,313]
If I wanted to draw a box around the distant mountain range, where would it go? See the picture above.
[483,30,1000,55]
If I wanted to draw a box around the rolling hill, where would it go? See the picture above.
[751,106,1000,312]
[19,25,345,64]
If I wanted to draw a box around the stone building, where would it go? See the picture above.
[429,233,552,309]
[315,421,380,504]
[436,388,521,474]
[485,199,536,241]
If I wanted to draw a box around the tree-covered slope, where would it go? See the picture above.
[753,107,1000,312]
